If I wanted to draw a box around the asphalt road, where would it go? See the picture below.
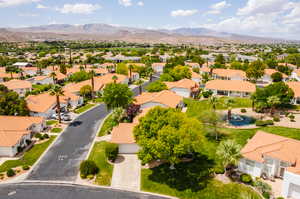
[26,77,158,182]
[0,183,168,199]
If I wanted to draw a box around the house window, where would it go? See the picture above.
[245,159,255,167]
[280,161,289,167]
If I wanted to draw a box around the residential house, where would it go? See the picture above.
[12,62,32,68]
[135,90,184,109]
[1,79,32,96]
[238,131,300,199]
[211,69,246,81]
[192,71,201,83]
[0,116,45,157]
[291,69,300,81]
[185,62,200,69]
[22,67,38,76]
[0,67,20,82]
[164,79,198,98]
[152,63,166,73]
[28,76,54,85]
[159,54,172,62]
[205,79,256,97]
[287,82,300,104]
[258,69,288,84]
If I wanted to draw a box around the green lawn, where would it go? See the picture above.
[46,120,58,126]
[0,136,56,173]
[93,98,103,103]
[51,128,62,133]
[184,97,252,118]
[141,157,261,199]
[98,113,113,137]
[74,103,96,114]
[88,141,113,186]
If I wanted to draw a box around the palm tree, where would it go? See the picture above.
[128,64,134,83]
[112,75,118,84]
[209,96,218,111]
[50,85,64,123]
[267,96,280,115]
[50,72,57,84]
[224,98,235,121]
[18,68,24,79]
[89,70,95,99]
[136,79,144,95]
[216,139,241,170]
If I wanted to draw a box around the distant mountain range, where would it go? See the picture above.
[0,23,297,44]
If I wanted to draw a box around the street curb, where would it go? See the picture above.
[3,181,177,199]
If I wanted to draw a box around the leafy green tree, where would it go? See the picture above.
[246,60,266,82]
[50,85,64,123]
[160,73,174,81]
[68,71,90,83]
[197,110,224,140]
[59,63,67,75]
[265,59,278,69]
[0,85,29,116]
[267,96,281,115]
[277,65,292,75]
[215,54,225,65]
[116,63,128,76]
[271,72,283,82]
[170,65,191,81]
[230,61,243,70]
[5,65,18,78]
[146,81,167,92]
[209,96,219,111]
[134,107,207,168]
[80,85,93,100]
[102,83,134,110]
[216,140,241,168]
[252,82,294,112]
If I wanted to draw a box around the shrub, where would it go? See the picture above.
[276,197,285,199]
[241,108,247,113]
[202,90,213,98]
[80,160,99,178]
[43,134,49,139]
[105,143,119,162]
[22,165,30,170]
[25,139,32,145]
[253,179,272,195]
[240,173,252,184]
[256,120,274,126]
[6,169,15,177]
[214,166,225,174]
[87,174,94,180]
[262,191,270,199]
[34,133,42,139]
[289,114,295,122]
[265,120,274,125]
[273,116,280,122]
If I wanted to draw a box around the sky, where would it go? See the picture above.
[0,0,300,39]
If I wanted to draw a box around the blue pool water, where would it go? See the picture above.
[226,114,256,126]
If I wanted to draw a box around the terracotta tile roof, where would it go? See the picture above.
[192,71,201,79]
[185,62,200,67]
[126,63,145,67]
[1,79,32,90]
[264,69,288,78]
[26,92,79,113]
[135,90,183,108]
[21,67,38,71]
[200,67,211,73]
[165,79,198,90]
[100,63,115,68]
[205,80,256,93]
[241,131,300,175]
[278,63,297,68]
[0,116,44,131]
[213,68,246,78]
[0,130,29,147]
[52,71,66,80]
[110,123,136,144]
[287,82,300,98]
[33,75,49,81]
[0,72,20,78]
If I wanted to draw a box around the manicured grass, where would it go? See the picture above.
[184,97,252,118]
[88,141,113,186]
[51,128,62,133]
[141,157,261,199]
[98,113,113,137]
[74,103,96,114]
[46,120,58,126]
[93,98,103,103]
[0,136,56,173]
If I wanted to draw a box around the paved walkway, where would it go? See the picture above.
[111,154,141,191]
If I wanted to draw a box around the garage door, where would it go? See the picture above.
[289,183,300,199]
[119,144,140,154]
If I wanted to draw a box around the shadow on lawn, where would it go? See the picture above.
[147,154,215,192]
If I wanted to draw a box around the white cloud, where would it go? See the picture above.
[137,1,144,6]
[206,1,231,15]
[171,9,198,17]
[57,3,101,14]
[36,3,46,9]
[18,13,39,17]
[118,0,132,7]
[237,0,289,15]
[0,0,40,8]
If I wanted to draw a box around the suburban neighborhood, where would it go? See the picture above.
[0,0,300,199]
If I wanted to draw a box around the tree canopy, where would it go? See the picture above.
[116,63,128,76]
[102,83,134,110]
[246,60,266,82]
[68,71,90,82]
[134,107,207,165]
[146,81,168,92]
[0,85,29,116]
[169,65,192,81]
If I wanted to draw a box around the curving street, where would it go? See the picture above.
[0,183,168,199]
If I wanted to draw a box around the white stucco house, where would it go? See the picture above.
[164,79,199,98]
[27,76,54,85]
[205,79,256,98]
[287,82,300,105]
[258,69,288,85]
[211,68,246,81]
[291,69,300,81]
[152,63,166,73]
[239,131,300,199]
[0,116,45,157]
[1,79,32,97]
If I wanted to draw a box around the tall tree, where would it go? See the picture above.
[224,98,235,121]
[50,85,64,123]
[135,79,144,95]
[89,70,95,99]
[267,96,280,115]
[216,139,241,169]
[209,96,219,111]
[246,60,266,82]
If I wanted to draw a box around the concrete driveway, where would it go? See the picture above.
[111,154,141,191]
